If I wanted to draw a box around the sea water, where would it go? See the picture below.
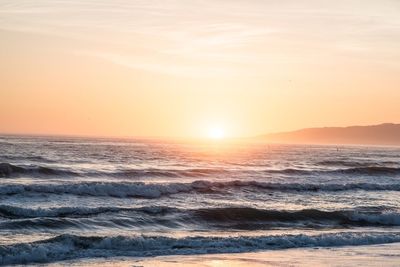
[1,136,400,265]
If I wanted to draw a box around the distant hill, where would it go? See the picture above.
[259,123,400,145]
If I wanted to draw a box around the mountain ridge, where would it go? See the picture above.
[259,123,400,145]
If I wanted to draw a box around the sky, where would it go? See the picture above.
[1,0,400,138]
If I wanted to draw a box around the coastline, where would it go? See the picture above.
[47,243,400,267]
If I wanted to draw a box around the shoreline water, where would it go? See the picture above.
[46,243,400,267]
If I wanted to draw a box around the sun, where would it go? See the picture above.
[207,126,225,140]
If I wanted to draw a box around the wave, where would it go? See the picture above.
[3,161,400,180]
[1,180,400,198]
[0,181,199,198]
[0,217,85,230]
[0,205,126,218]
[0,163,78,178]
[118,166,400,177]
[0,162,230,179]
[266,168,311,175]
[0,155,55,163]
[111,167,228,178]
[2,232,400,265]
[192,207,400,227]
[317,160,399,168]
[1,205,400,230]
[0,205,175,219]
[332,166,400,175]
[267,166,400,176]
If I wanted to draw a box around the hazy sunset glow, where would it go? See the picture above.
[2,2,400,265]
[1,0,400,138]
[207,126,225,140]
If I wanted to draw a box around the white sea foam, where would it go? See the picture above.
[1,232,400,265]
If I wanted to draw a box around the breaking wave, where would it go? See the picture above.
[1,180,400,198]
[3,161,400,179]
[2,232,400,265]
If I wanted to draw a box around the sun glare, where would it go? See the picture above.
[207,126,225,140]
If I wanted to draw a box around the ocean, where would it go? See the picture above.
[1,135,400,265]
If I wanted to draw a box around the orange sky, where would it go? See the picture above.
[1,0,400,138]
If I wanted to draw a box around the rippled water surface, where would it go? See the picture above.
[1,136,400,265]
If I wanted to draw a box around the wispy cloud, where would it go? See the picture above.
[75,50,244,77]
[2,0,400,75]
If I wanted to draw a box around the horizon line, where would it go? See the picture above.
[1,122,398,141]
